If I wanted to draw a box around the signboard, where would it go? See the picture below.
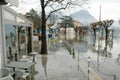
[6,0,19,7]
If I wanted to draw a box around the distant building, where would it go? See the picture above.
[49,25,59,39]
[72,20,83,28]
[37,25,49,40]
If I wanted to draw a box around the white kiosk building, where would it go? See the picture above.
[0,5,33,69]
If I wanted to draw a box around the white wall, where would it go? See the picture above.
[0,5,4,69]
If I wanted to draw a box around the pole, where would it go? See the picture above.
[114,75,116,80]
[99,5,101,21]
[88,57,90,80]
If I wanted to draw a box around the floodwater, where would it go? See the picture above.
[33,31,120,80]
[64,31,120,80]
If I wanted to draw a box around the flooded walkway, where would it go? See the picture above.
[33,45,87,80]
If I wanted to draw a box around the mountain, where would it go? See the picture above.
[111,21,120,36]
[70,9,97,26]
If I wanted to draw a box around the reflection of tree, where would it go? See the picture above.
[10,32,15,47]
[90,22,98,50]
[17,26,23,54]
[11,25,17,48]
[41,55,47,77]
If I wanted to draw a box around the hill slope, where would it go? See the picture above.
[70,9,97,25]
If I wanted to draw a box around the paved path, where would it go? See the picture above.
[32,41,105,80]
[33,45,88,80]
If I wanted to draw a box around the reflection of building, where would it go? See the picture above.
[66,28,75,40]
[0,6,33,69]
[37,25,49,40]
[49,25,59,39]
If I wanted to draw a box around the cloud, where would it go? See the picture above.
[11,0,40,14]
[87,1,120,20]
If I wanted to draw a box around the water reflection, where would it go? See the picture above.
[5,24,17,61]
[64,28,120,60]
[72,50,75,59]
[41,55,48,77]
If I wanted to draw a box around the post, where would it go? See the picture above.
[73,48,75,55]
[14,53,18,61]
[97,52,100,70]
[114,75,116,80]
[78,49,80,63]
[88,57,91,80]
[69,45,71,54]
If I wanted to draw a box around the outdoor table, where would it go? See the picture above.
[30,52,38,62]
[5,61,34,70]
[19,57,33,62]
[5,61,35,80]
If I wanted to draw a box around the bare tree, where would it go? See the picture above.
[102,20,114,52]
[90,22,98,48]
[40,0,89,54]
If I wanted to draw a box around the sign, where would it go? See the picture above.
[6,0,19,7]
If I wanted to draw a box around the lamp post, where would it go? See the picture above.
[97,5,102,69]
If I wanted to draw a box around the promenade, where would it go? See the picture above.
[33,41,103,80]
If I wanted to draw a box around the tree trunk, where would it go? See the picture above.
[93,29,96,46]
[40,0,48,54]
[65,27,67,40]
[105,29,108,47]
[27,27,32,53]
[103,28,108,57]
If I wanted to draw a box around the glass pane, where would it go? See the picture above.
[5,24,17,62]
[18,26,26,56]
[16,17,25,24]
[3,10,15,22]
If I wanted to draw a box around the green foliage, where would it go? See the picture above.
[26,9,41,29]
[60,16,74,28]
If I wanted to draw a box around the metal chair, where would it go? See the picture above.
[15,70,30,80]
[0,76,13,80]
[2,68,14,76]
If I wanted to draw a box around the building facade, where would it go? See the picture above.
[0,5,33,69]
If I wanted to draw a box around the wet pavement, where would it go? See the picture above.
[32,41,108,80]
[32,34,120,80]
[70,40,120,80]
[33,43,88,80]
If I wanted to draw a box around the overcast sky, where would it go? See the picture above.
[11,0,120,21]
[87,0,120,20]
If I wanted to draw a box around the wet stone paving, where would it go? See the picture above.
[33,44,87,80]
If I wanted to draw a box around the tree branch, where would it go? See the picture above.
[44,0,50,7]
[44,0,65,7]
[46,2,71,20]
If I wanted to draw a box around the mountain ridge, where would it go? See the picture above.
[70,9,97,26]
